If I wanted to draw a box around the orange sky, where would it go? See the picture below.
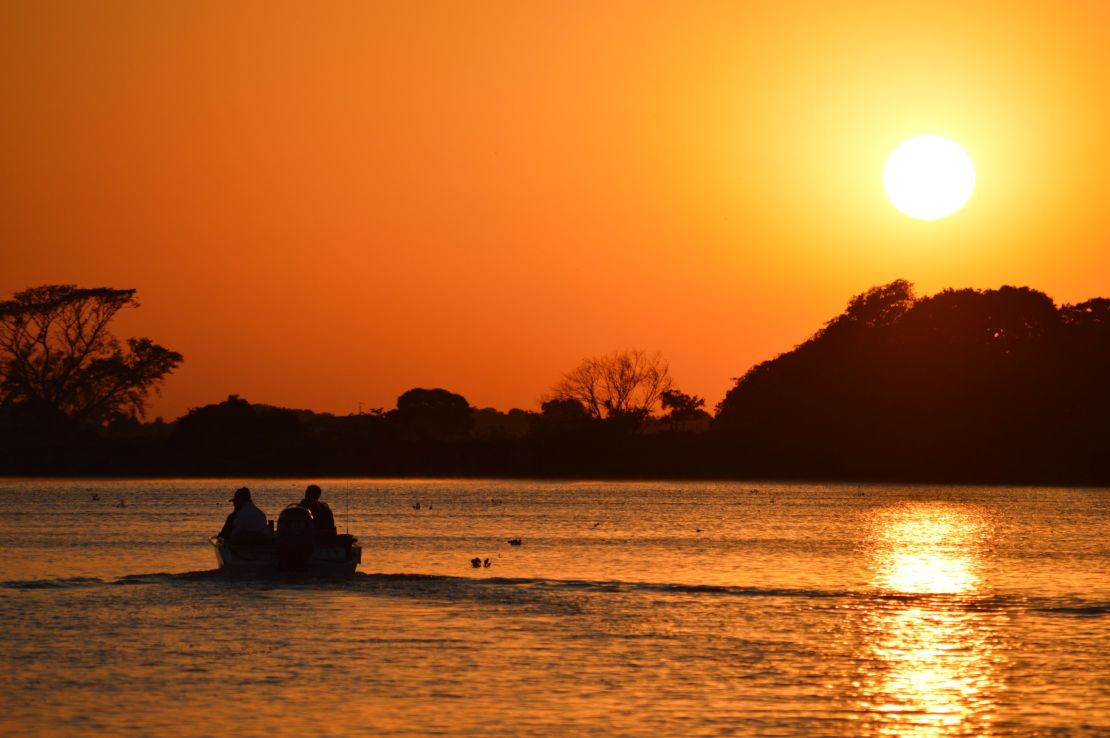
[3,1,1110,420]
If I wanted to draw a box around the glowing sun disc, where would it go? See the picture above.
[883,135,975,220]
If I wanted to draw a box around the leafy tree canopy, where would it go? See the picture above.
[714,280,1110,481]
[393,387,474,441]
[0,285,182,428]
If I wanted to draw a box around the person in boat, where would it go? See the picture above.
[219,487,272,543]
[299,484,337,537]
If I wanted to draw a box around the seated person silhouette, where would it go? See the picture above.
[219,487,272,543]
[300,484,337,537]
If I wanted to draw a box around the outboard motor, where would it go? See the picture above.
[276,504,315,571]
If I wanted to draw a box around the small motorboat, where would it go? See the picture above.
[211,504,362,575]
[210,534,362,575]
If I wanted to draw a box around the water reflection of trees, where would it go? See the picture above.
[851,503,1007,738]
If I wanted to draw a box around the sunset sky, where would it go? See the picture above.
[3,1,1110,420]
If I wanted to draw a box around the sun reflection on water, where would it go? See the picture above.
[874,507,986,594]
[855,503,1004,737]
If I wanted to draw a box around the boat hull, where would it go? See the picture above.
[210,536,362,575]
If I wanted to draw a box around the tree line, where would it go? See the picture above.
[1,281,1108,482]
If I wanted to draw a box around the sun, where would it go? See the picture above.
[883,135,975,220]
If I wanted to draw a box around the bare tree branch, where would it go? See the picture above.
[547,349,673,423]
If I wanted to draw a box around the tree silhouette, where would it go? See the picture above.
[172,395,311,474]
[0,285,182,429]
[539,397,592,427]
[548,349,673,422]
[392,387,474,442]
[659,388,708,432]
[838,279,916,328]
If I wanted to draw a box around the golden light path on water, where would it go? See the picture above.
[856,503,1005,738]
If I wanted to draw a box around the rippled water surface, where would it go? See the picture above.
[1,479,1108,737]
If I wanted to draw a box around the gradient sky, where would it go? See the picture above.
[3,1,1109,420]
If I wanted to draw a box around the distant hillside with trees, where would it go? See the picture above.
[715,280,1110,483]
[1,281,1108,483]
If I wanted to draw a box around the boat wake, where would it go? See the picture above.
[0,576,106,590]
[4,571,1108,617]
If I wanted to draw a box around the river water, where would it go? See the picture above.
[0,479,1107,737]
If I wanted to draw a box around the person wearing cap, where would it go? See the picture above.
[218,487,270,542]
[299,484,337,537]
